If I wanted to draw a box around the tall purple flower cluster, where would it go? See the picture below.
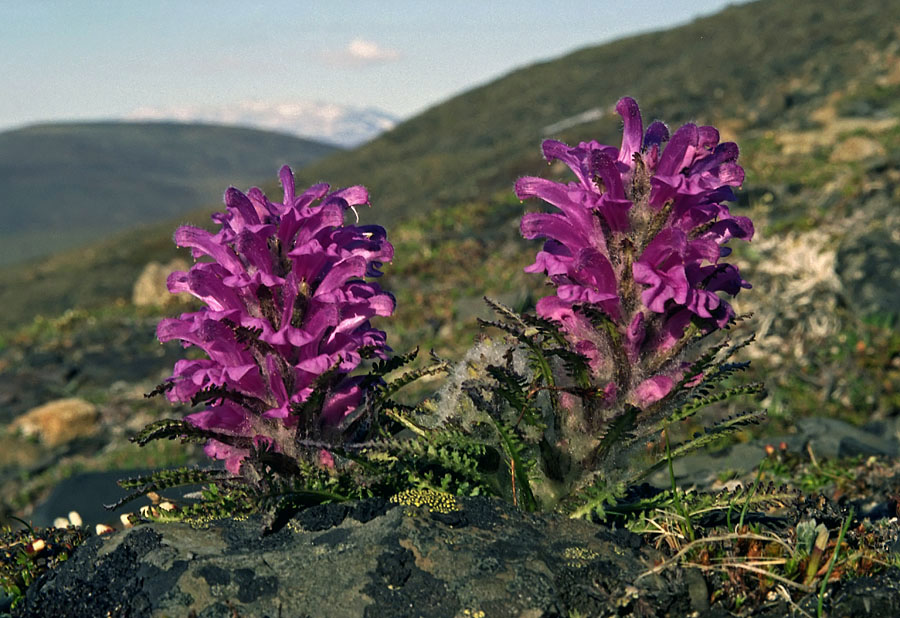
[517,97,753,408]
[158,166,394,473]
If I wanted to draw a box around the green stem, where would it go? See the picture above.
[817,507,854,618]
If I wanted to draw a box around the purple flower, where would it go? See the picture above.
[158,166,394,473]
[516,97,753,407]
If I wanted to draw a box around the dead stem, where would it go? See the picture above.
[637,532,800,582]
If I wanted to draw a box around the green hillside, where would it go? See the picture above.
[296,0,900,228]
[0,122,338,265]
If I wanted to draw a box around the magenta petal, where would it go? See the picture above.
[643,121,670,150]
[541,140,593,187]
[526,246,573,276]
[321,384,363,426]
[697,126,720,152]
[717,161,745,186]
[596,195,633,232]
[625,312,646,362]
[296,353,336,376]
[224,187,261,228]
[175,226,244,274]
[590,151,626,199]
[157,317,195,344]
[186,402,249,432]
[535,295,575,324]
[265,354,289,405]
[657,309,693,350]
[279,165,296,205]
[541,139,579,168]
[203,441,247,475]
[316,256,367,296]
[557,284,616,304]
[235,229,273,274]
[634,376,674,407]
[186,266,243,311]
[246,186,275,220]
[615,97,643,165]
[294,182,330,209]
[520,212,587,247]
[573,248,617,295]
[167,270,190,294]
[368,291,395,316]
[288,203,343,247]
[328,185,370,207]
[262,405,290,420]
[515,177,594,230]
[656,123,699,177]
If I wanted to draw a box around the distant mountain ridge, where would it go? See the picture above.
[0,122,338,266]
[127,101,398,148]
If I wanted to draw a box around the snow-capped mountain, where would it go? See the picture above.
[127,101,398,148]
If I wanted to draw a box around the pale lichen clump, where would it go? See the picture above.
[431,337,527,428]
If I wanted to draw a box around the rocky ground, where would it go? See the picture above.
[0,406,898,616]
[7,482,900,618]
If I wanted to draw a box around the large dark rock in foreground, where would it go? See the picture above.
[15,496,676,617]
[15,495,900,617]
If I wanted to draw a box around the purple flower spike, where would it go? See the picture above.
[517,98,753,408]
[159,166,394,474]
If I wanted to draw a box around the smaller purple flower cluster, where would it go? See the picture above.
[517,97,753,407]
[158,166,394,473]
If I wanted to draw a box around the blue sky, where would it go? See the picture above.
[1,1,750,131]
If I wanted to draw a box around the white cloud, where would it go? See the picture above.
[322,38,402,67]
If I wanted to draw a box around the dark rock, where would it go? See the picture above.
[796,416,898,459]
[292,501,349,531]
[12,494,900,616]
[836,214,900,319]
[684,567,710,612]
[15,496,680,618]
[828,567,900,616]
[16,527,165,618]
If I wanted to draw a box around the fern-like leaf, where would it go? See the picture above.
[482,296,531,332]
[374,358,450,404]
[563,475,628,520]
[591,404,640,466]
[633,409,767,482]
[477,317,525,339]
[131,418,253,450]
[145,380,174,398]
[654,382,766,430]
[106,467,233,511]
[486,364,540,426]
[359,347,420,389]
